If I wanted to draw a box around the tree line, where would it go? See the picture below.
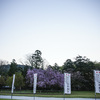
[0,50,100,91]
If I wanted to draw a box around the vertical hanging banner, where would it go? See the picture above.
[11,74,15,93]
[33,73,37,94]
[64,73,71,94]
[94,70,100,93]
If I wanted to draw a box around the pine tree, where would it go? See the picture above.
[8,59,17,76]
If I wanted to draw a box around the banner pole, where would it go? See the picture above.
[11,93,12,99]
[63,93,65,100]
[11,74,15,100]
[94,70,97,100]
[33,73,37,100]
[34,93,35,100]
[64,73,65,100]
[33,93,35,100]
[94,70,100,100]
[95,92,96,100]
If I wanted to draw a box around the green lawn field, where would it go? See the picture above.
[0,99,15,100]
[0,90,100,98]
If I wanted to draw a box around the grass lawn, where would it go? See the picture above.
[0,90,100,98]
[0,99,15,100]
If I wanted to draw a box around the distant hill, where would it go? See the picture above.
[0,65,10,75]
[0,64,31,76]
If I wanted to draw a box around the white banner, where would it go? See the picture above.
[64,73,71,94]
[94,70,100,93]
[11,74,15,93]
[33,73,37,94]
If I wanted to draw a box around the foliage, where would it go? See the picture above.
[25,54,34,67]
[63,55,95,91]
[14,72,24,90]
[8,59,17,76]
[0,60,9,76]
[74,56,95,90]
[0,65,10,76]
[22,65,31,77]
[63,59,75,73]
[6,76,12,86]
[1,53,100,91]
[0,76,6,88]
[52,63,60,71]
[71,71,87,90]
[0,60,8,66]
[24,50,44,69]
[26,67,64,90]
[6,72,24,90]
[94,61,100,70]
[32,50,43,69]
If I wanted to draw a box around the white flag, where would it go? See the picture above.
[33,73,37,94]
[64,73,71,94]
[94,70,100,93]
[11,74,15,93]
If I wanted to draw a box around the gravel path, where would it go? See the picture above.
[0,95,100,100]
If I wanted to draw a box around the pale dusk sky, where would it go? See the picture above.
[0,0,100,66]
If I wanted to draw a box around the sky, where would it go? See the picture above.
[0,0,100,66]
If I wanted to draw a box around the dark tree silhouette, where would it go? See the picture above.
[32,50,43,69]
